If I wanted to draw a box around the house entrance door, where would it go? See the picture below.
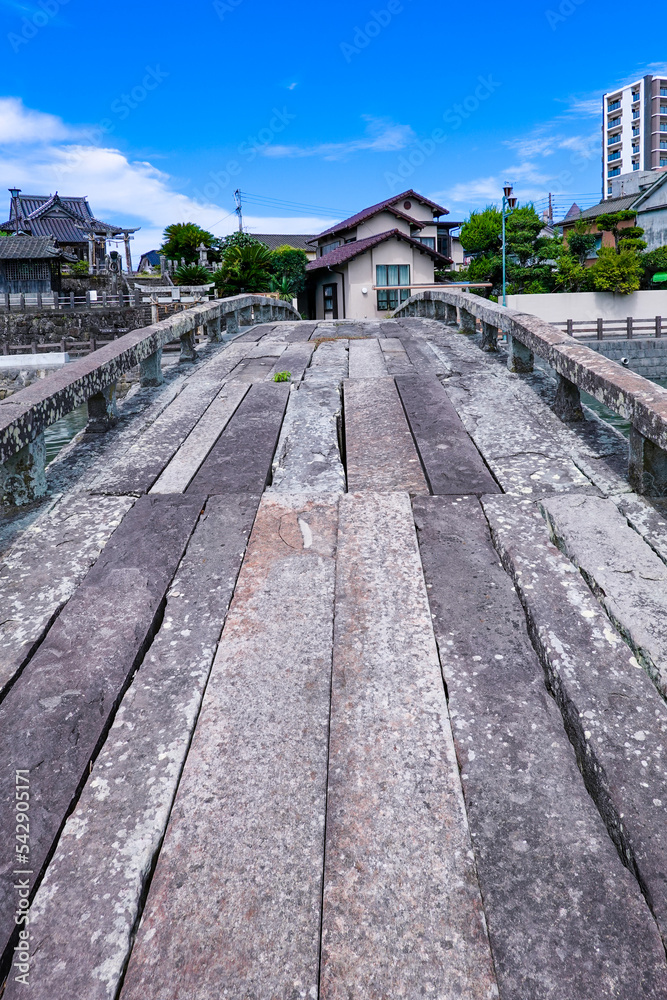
[323,283,338,320]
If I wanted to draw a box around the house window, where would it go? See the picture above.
[608,134,621,145]
[662,106,667,115]
[376,264,410,286]
[633,162,640,170]
[414,236,435,249]
[608,184,613,195]
[632,91,640,102]
[661,158,667,167]
[608,100,621,111]
[608,150,621,161]
[608,117,621,128]
[662,123,667,132]
[633,126,640,136]
[661,140,667,148]
[608,166,621,177]
[320,240,340,256]
[633,110,640,119]
[3,261,50,281]
[661,88,667,97]
[377,288,410,311]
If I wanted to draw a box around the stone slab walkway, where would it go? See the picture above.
[2,318,667,998]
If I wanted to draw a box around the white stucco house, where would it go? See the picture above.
[305,190,456,319]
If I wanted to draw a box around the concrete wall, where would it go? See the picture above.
[582,337,667,379]
[505,290,667,323]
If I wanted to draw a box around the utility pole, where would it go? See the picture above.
[234,189,243,232]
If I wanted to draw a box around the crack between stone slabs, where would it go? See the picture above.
[394,378,435,496]
[0,495,140,709]
[0,497,207,987]
[540,503,665,702]
[435,381,503,495]
[316,507,338,999]
[613,498,667,572]
[480,501,667,958]
[409,496,501,990]
[112,495,261,1000]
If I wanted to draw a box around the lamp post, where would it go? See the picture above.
[502,183,517,307]
[8,188,21,235]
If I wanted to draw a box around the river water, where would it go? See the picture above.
[44,405,88,464]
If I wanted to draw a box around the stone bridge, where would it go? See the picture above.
[2,291,667,998]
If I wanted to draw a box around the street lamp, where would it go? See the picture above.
[502,183,517,307]
[8,188,21,235]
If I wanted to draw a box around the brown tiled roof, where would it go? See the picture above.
[315,189,449,239]
[557,194,637,226]
[306,229,451,272]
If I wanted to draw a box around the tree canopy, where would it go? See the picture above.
[159,222,219,264]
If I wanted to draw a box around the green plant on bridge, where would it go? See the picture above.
[274,371,291,382]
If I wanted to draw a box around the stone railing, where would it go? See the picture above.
[0,293,300,505]
[393,289,667,496]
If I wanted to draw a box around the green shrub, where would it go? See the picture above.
[173,263,212,286]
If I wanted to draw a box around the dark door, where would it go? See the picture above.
[323,282,338,319]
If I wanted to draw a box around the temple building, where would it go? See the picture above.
[0,190,140,272]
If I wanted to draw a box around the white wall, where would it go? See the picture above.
[505,290,667,322]
[356,211,410,238]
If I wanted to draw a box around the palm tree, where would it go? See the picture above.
[214,243,273,295]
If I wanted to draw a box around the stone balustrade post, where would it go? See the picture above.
[239,305,253,327]
[629,428,667,496]
[507,334,534,373]
[140,347,164,387]
[444,303,457,325]
[206,312,223,343]
[553,374,583,422]
[421,300,436,319]
[87,383,118,433]
[179,329,197,362]
[459,308,476,334]
[481,321,499,353]
[258,304,272,323]
[0,433,47,506]
[224,311,239,338]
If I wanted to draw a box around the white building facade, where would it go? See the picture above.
[603,74,667,198]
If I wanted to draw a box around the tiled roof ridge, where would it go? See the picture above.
[315,189,449,239]
[305,228,451,271]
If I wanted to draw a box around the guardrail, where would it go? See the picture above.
[553,317,664,340]
[393,289,667,496]
[0,293,299,506]
[0,291,145,311]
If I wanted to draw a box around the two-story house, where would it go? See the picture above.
[305,190,455,319]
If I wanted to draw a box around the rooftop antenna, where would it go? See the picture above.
[234,189,243,232]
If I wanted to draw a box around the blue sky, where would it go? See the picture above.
[0,0,664,256]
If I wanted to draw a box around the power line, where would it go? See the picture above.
[240,190,351,217]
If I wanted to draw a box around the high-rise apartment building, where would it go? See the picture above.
[603,74,667,198]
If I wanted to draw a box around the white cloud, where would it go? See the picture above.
[0,99,335,255]
[264,116,416,160]
[0,97,74,145]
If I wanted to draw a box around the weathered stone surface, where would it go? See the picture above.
[187,382,289,495]
[150,383,249,493]
[90,380,222,495]
[413,495,667,1000]
[246,341,287,358]
[121,494,338,1000]
[268,341,314,381]
[348,337,387,377]
[616,493,667,566]
[270,382,345,493]
[483,493,667,949]
[225,355,279,382]
[0,493,202,960]
[344,377,429,493]
[396,374,499,495]
[0,493,135,694]
[541,493,667,698]
[378,336,414,374]
[4,494,259,1000]
[321,492,498,1000]
[305,338,348,381]
[443,371,597,496]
